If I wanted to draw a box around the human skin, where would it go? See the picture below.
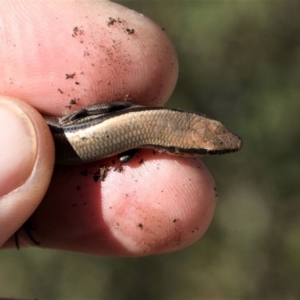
[0,0,217,256]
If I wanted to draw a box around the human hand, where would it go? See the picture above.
[0,0,216,256]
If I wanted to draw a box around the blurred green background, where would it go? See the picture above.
[1,1,300,299]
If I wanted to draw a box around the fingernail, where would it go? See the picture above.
[0,103,37,197]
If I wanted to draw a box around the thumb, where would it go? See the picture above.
[0,97,54,248]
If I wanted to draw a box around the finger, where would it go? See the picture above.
[0,97,54,248]
[0,0,178,115]
[10,152,217,256]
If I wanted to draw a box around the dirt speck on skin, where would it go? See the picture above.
[99,165,110,181]
[107,17,116,26]
[70,98,77,105]
[107,17,135,35]
[114,165,124,173]
[92,170,100,182]
[191,227,199,233]
[125,28,134,35]
[65,98,79,109]
[78,166,112,183]
[72,26,84,37]
[58,88,63,94]
[93,166,110,182]
[66,73,76,79]
[72,26,79,36]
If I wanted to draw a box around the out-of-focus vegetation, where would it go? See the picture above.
[1,1,300,299]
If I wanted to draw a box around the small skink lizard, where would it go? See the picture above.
[44,102,242,165]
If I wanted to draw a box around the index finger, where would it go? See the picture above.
[0,0,178,115]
